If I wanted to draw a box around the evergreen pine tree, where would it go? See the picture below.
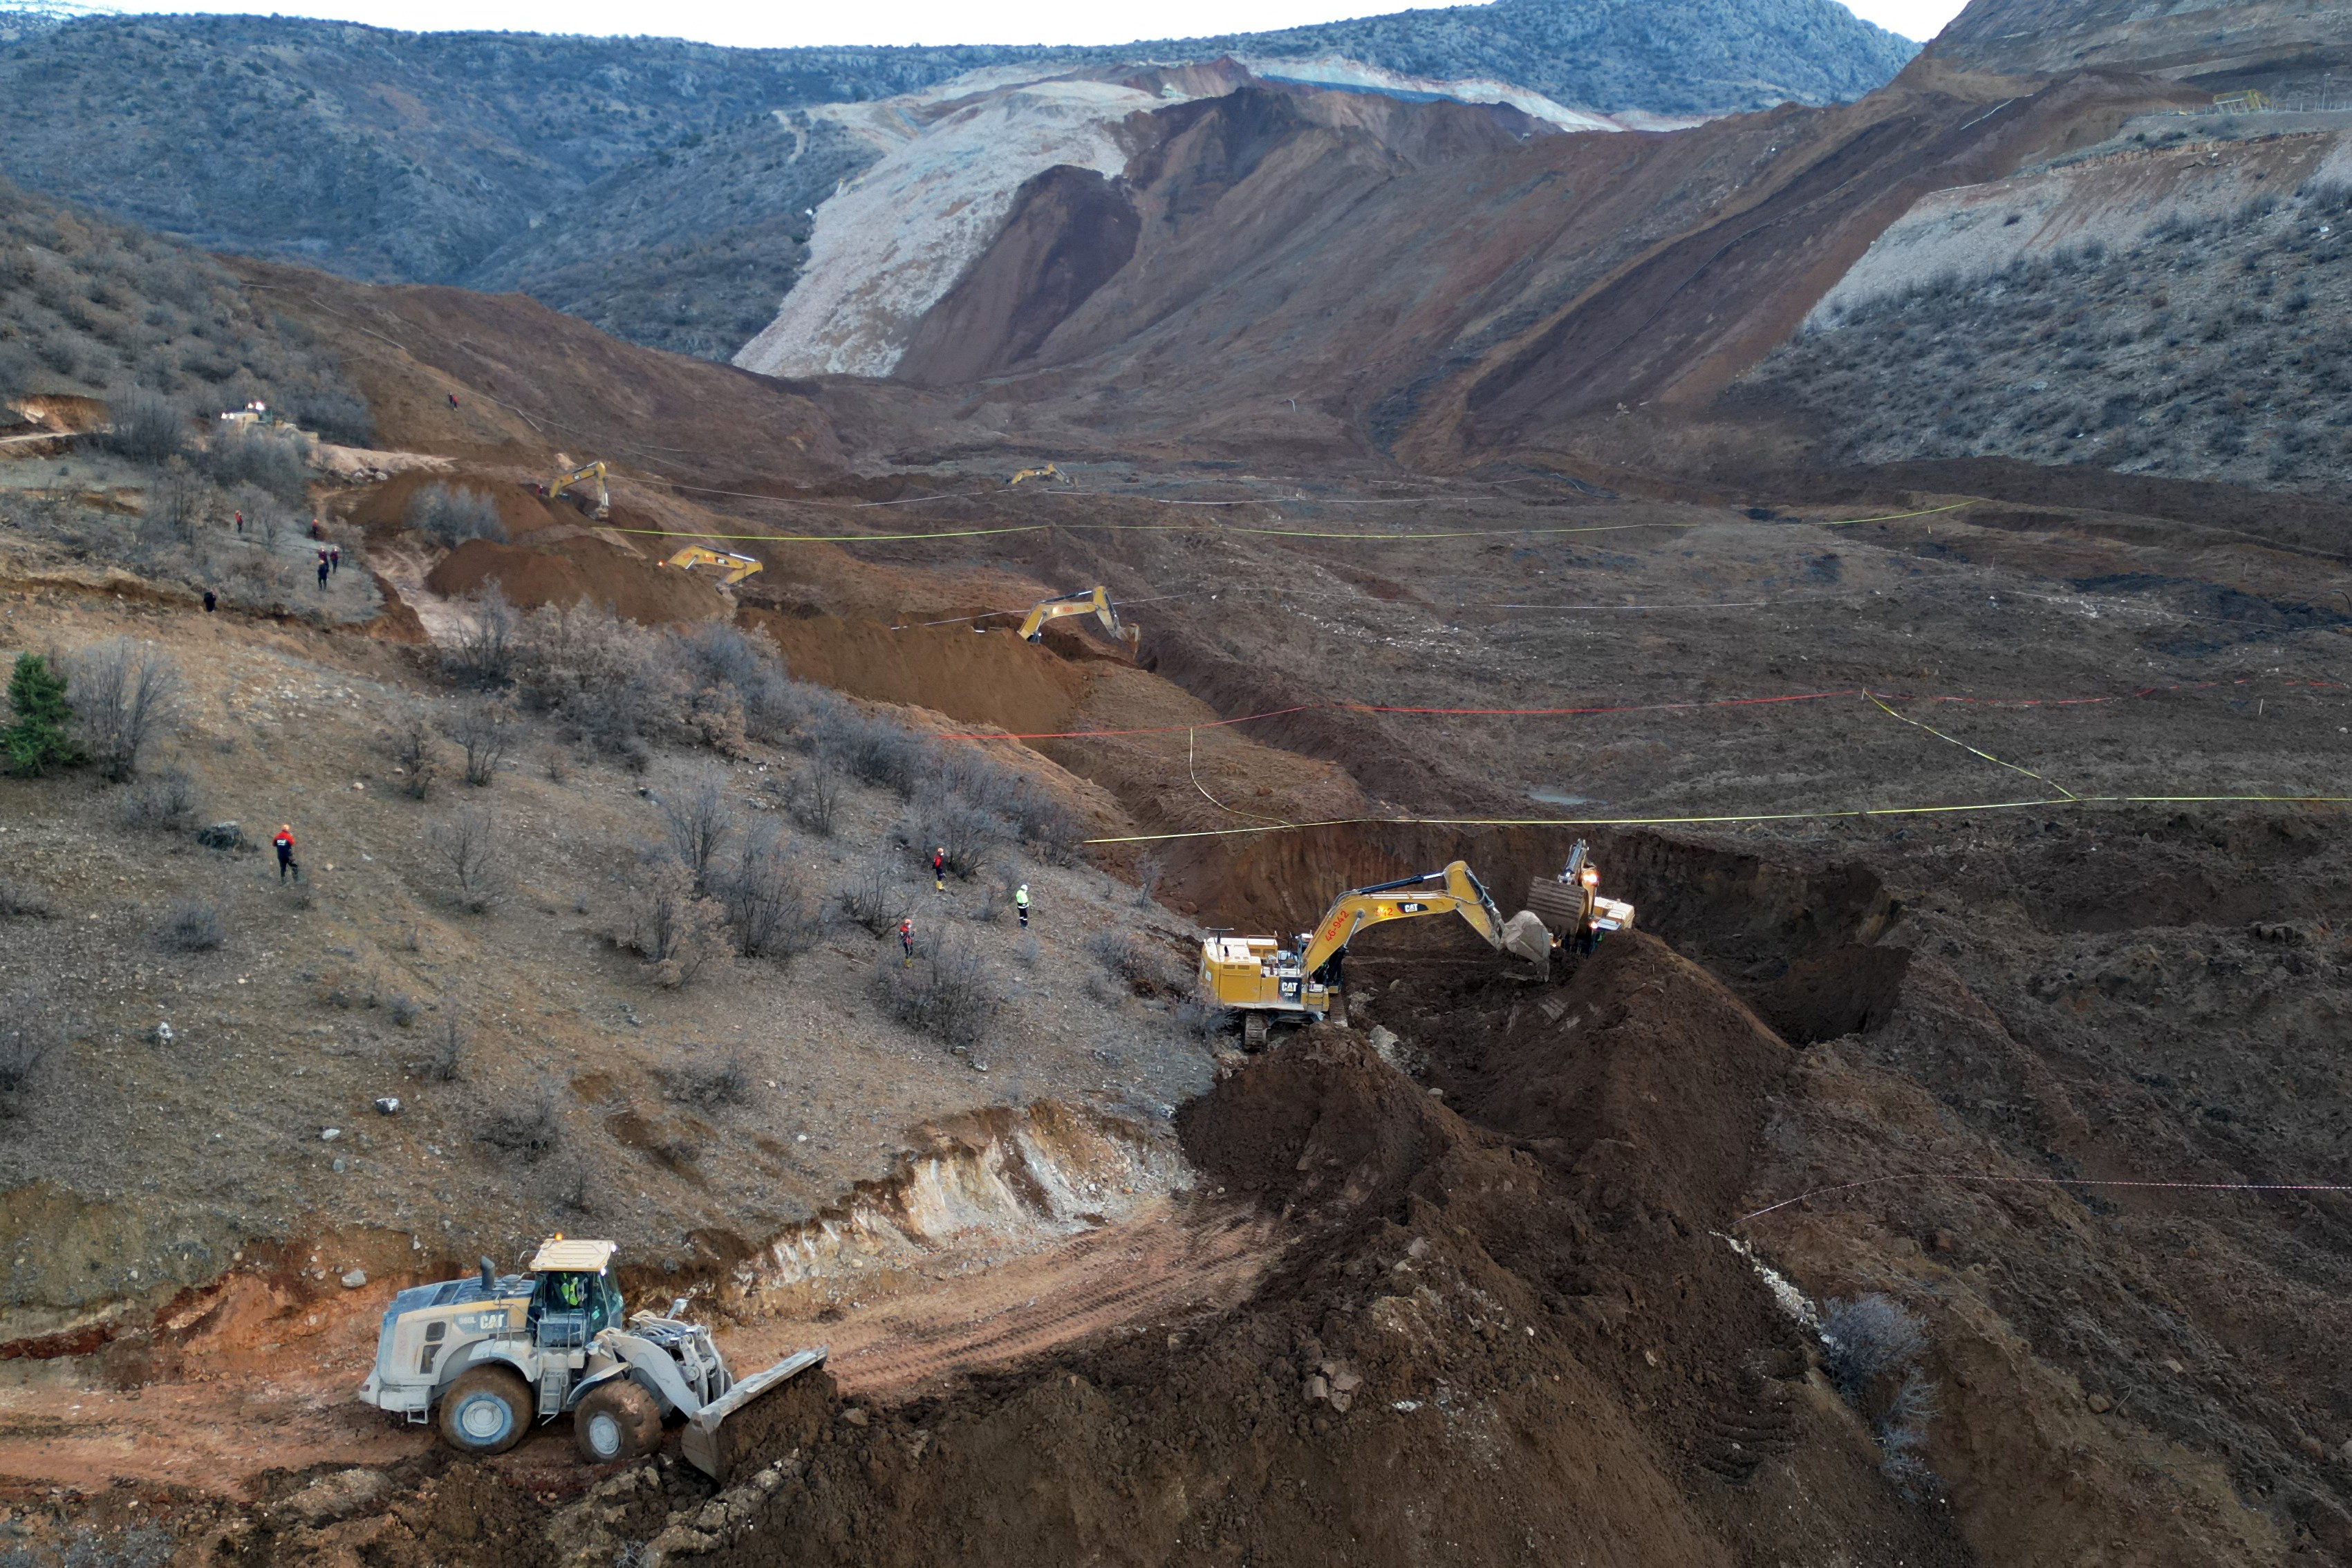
[3,652,78,776]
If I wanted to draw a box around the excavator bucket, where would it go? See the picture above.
[679,1345,829,1482]
[1501,910,1552,971]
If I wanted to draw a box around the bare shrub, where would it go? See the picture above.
[69,637,182,781]
[478,1090,561,1163]
[443,583,521,688]
[206,425,312,503]
[389,710,439,799]
[898,787,1009,881]
[512,598,670,750]
[617,860,732,988]
[447,696,514,787]
[781,758,841,837]
[387,992,420,1027]
[1174,999,1229,1040]
[404,482,505,548]
[814,705,921,792]
[0,987,69,1120]
[834,856,906,935]
[870,927,1001,1049]
[142,456,211,545]
[657,1052,753,1110]
[417,1018,465,1082]
[156,897,225,951]
[0,880,56,920]
[716,832,821,960]
[667,622,793,740]
[118,765,201,833]
[1820,1294,1928,1398]
[104,389,186,463]
[922,747,1081,858]
[657,770,736,890]
[1090,931,1181,994]
[427,807,505,913]
[1876,1366,1941,1486]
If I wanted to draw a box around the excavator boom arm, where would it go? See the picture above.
[1295,861,1508,978]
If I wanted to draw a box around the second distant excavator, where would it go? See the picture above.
[547,460,610,521]
[1198,852,1634,1047]
[1018,587,1139,651]
[1007,463,1072,487]
[661,545,764,585]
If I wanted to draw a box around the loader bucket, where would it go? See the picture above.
[680,1345,829,1481]
[1501,910,1553,973]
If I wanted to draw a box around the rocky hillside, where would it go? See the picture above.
[1181,0,1918,119]
[1738,114,2352,496]
[1921,0,2352,91]
[0,0,1916,357]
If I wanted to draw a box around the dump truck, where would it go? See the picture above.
[360,1237,825,1475]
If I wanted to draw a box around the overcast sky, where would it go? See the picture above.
[88,0,1970,49]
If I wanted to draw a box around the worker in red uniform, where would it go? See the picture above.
[273,824,299,882]
[932,846,946,893]
[899,917,916,967]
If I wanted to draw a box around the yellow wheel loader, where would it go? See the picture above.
[1198,855,1633,1047]
[660,545,765,585]
[359,1237,824,1476]
[548,460,611,521]
[1017,586,1139,652]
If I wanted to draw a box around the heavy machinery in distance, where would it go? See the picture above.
[661,545,765,585]
[1018,586,1140,652]
[1198,849,1633,1047]
[360,1236,824,1477]
[1007,462,1072,487]
[548,460,611,521]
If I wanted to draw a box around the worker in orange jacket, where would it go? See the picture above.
[273,824,299,882]
[899,917,915,967]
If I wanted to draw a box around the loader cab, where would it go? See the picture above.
[523,1238,623,1352]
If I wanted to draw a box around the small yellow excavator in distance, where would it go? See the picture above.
[1017,586,1139,652]
[548,460,611,521]
[1200,861,1556,1047]
[661,545,765,585]
[1007,463,1072,487]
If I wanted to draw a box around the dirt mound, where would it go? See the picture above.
[426,534,727,624]
[344,467,587,542]
[740,610,1091,736]
[545,952,1959,1568]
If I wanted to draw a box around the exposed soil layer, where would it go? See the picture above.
[424,534,729,624]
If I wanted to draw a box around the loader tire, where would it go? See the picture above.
[573,1379,664,1464]
[438,1365,532,1457]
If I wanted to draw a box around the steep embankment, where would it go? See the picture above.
[1921,0,2352,88]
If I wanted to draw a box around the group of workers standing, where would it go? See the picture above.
[900,846,1029,964]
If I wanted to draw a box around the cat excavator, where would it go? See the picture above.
[1018,586,1139,651]
[1198,852,1634,1047]
[661,545,764,585]
[547,460,610,521]
[1007,462,1072,487]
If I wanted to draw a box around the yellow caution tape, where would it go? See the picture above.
[1081,793,2351,845]
[1863,688,2080,801]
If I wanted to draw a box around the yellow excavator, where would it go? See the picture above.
[1199,851,1633,1047]
[1017,587,1139,652]
[1007,463,1072,487]
[661,545,764,586]
[548,460,610,521]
